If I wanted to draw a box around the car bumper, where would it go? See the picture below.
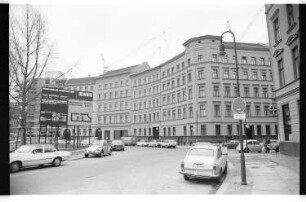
[112,146,124,151]
[85,151,101,155]
[179,171,220,179]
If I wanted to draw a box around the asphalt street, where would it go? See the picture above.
[10,146,226,194]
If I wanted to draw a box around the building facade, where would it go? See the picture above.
[91,35,278,144]
[93,63,150,140]
[265,4,300,156]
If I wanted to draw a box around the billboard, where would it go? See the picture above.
[39,87,93,126]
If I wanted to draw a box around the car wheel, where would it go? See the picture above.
[85,154,88,158]
[10,162,20,173]
[244,148,250,153]
[53,158,62,167]
[184,175,190,181]
[100,151,104,157]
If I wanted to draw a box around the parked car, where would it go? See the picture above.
[136,139,149,147]
[84,140,112,158]
[160,139,177,148]
[148,140,161,147]
[236,139,263,153]
[121,136,137,146]
[111,140,125,151]
[224,140,240,149]
[10,144,71,172]
[179,144,227,181]
[268,139,280,152]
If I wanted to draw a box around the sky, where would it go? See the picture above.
[9,1,291,79]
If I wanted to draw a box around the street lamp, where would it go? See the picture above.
[220,30,247,185]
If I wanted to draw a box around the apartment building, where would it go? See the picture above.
[265,4,299,156]
[93,63,150,140]
[108,35,277,145]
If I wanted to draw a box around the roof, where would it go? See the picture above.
[182,35,221,46]
[182,34,269,51]
[224,42,269,51]
[65,77,97,86]
[99,65,137,78]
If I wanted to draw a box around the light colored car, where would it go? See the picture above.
[236,139,263,153]
[192,142,213,146]
[84,140,112,157]
[148,140,161,147]
[121,136,137,146]
[160,139,177,148]
[10,144,71,172]
[136,139,149,147]
[179,144,227,181]
[111,140,125,151]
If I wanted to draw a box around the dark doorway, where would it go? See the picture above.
[95,128,102,140]
[153,127,159,139]
[178,137,183,145]
[105,130,110,140]
[63,129,71,141]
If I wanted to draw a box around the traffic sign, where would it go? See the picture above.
[233,113,246,120]
[232,97,246,113]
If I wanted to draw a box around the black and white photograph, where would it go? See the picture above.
[5,0,303,199]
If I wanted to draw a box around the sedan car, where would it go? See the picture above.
[84,140,112,158]
[111,140,125,151]
[148,140,161,147]
[236,139,262,153]
[10,144,71,172]
[136,139,149,147]
[224,140,240,149]
[160,139,177,148]
[179,144,227,181]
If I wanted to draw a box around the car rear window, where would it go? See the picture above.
[188,148,214,157]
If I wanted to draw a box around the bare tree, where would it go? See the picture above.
[9,5,54,145]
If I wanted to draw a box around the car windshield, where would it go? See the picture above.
[188,148,214,157]
[14,145,35,153]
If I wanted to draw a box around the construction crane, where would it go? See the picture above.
[239,5,264,42]
[108,31,166,68]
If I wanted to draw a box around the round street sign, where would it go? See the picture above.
[232,97,246,113]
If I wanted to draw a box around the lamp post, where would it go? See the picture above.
[220,30,247,185]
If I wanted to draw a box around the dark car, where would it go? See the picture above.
[111,140,125,151]
[224,140,240,149]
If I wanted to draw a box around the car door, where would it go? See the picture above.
[253,141,261,151]
[31,145,45,166]
[43,145,57,164]
[216,147,225,172]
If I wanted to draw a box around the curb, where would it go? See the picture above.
[216,161,235,195]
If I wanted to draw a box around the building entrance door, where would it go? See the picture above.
[153,127,159,140]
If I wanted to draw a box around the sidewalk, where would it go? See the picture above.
[216,150,300,195]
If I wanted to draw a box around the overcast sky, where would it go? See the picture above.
[10,1,290,78]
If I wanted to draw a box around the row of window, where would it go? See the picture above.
[159,102,274,121]
[98,90,130,100]
[133,73,160,87]
[211,54,270,66]
[133,85,160,98]
[215,85,273,98]
[211,68,273,81]
[98,114,130,124]
[98,101,129,112]
[133,98,160,110]
[133,112,160,123]
[99,80,129,90]
[133,124,277,137]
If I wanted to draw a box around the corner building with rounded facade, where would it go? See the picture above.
[95,35,278,144]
